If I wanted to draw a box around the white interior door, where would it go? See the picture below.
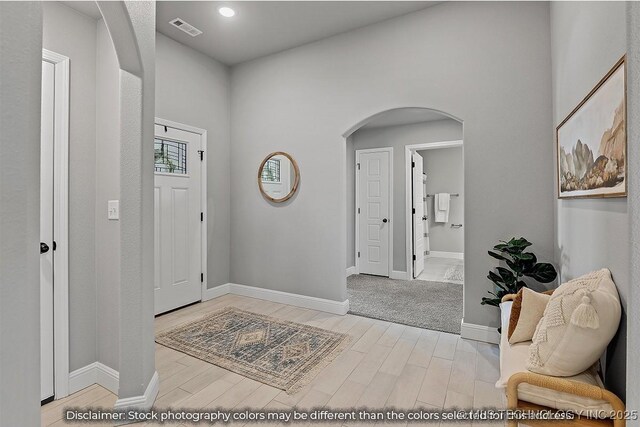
[357,150,391,276]
[40,60,55,402]
[154,124,202,315]
[412,152,425,278]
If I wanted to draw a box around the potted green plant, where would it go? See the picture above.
[481,237,557,307]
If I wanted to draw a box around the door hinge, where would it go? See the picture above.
[412,161,415,168]
[358,251,361,258]
[52,241,57,251]
[412,208,415,214]
[201,273,204,283]
[357,207,360,214]
[201,212,204,222]
[413,255,416,261]
[357,163,360,170]
[198,150,204,161]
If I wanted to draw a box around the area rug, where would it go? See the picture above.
[156,307,350,394]
[347,274,462,334]
[443,265,464,283]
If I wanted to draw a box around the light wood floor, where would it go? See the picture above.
[42,294,505,426]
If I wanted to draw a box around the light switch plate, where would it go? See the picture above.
[108,200,119,220]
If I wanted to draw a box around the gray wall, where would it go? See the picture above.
[347,119,462,271]
[626,1,640,418]
[231,1,554,328]
[113,0,157,400]
[550,1,628,399]
[0,3,42,424]
[42,1,98,373]
[417,146,464,254]
[156,32,231,288]
[95,17,120,372]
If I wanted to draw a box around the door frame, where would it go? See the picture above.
[404,140,463,279]
[354,147,393,277]
[154,118,208,299]
[42,49,70,399]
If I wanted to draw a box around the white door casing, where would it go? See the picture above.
[40,60,55,402]
[412,152,425,278]
[356,148,392,277]
[404,140,462,279]
[154,123,203,315]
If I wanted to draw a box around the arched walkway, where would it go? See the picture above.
[343,106,465,332]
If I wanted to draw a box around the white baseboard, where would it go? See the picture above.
[390,270,410,280]
[69,362,119,395]
[346,266,357,277]
[114,371,159,411]
[427,251,464,259]
[203,283,349,315]
[202,283,231,301]
[460,320,500,344]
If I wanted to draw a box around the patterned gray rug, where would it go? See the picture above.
[347,274,463,334]
[156,307,349,393]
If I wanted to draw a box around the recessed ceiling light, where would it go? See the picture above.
[218,7,236,18]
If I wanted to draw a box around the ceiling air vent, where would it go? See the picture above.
[169,18,202,37]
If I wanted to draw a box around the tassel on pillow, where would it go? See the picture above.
[570,291,599,329]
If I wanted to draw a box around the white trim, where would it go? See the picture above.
[154,118,209,302]
[346,266,357,277]
[114,371,159,411]
[355,147,393,278]
[202,283,231,301]
[460,320,500,344]
[404,140,463,279]
[96,364,119,395]
[427,251,464,260]
[68,364,97,395]
[68,362,119,395]
[42,49,71,400]
[203,283,349,315]
[390,270,411,280]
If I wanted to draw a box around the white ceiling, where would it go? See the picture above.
[156,1,437,65]
[60,1,102,19]
[360,108,451,130]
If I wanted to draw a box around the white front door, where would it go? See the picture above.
[412,152,425,278]
[154,124,203,315]
[40,60,55,402]
[357,149,391,277]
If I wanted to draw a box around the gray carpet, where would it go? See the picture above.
[347,274,463,334]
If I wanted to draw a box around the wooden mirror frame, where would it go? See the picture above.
[257,151,300,203]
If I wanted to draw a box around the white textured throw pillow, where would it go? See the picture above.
[526,269,621,377]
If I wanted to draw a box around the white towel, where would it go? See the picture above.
[423,181,430,254]
[434,193,450,223]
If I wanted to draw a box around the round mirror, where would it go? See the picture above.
[258,152,300,203]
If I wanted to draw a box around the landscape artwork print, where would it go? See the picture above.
[557,57,626,199]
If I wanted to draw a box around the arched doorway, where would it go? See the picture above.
[343,107,465,334]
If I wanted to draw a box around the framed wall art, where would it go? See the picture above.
[557,56,626,199]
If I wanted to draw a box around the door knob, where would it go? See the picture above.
[382,218,388,223]
[40,242,50,254]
